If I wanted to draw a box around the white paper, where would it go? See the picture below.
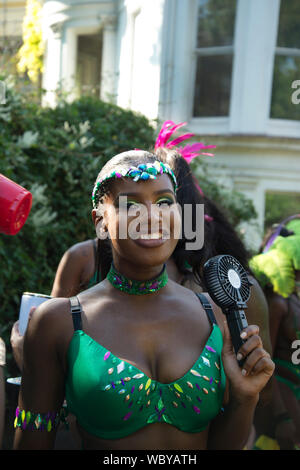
[19,292,52,335]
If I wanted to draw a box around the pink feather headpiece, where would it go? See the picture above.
[155,121,216,223]
[154,120,216,164]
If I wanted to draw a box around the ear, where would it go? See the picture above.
[92,208,101,226]
[92,208,108,239]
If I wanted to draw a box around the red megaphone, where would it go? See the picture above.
[0,174,32,235]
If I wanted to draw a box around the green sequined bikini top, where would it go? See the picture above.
[65,294,226,440]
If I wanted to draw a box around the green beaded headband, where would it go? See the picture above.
[92,160,177,209]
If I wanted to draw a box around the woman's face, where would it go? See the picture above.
[93,173,181,269]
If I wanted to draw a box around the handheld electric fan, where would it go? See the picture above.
[203,255,252,364]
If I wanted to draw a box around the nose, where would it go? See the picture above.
[138,201,162,234]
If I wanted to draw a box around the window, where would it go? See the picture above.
[76,34,102,97]
[270,0,300,120]
[192,0,237,117]
[264,191,300,230]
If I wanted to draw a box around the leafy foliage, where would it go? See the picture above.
[264,192,300,230]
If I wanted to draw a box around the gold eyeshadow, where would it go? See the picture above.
[155,197,174,204]
[114,194,175,209]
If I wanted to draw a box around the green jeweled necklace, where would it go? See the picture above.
[107,263,168,295]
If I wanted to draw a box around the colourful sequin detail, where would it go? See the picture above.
[107,263,168,295]
[65,322,225,439]
[98,325,224,423]
[92,161,178,208]
[14,407,66,432]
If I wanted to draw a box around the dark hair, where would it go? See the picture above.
[200,195,250,269]
[156,148,250,279]
[155,147,210,284]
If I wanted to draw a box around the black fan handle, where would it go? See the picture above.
[225,308,248,366]
[203,255,251,367]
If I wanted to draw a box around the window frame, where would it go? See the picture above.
[165,0,300,138]
[191,0,237,122]
[267,2,300,135]
[187,0,237,134]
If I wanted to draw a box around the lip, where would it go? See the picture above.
[133,238,168,248]
[133,231,171,247]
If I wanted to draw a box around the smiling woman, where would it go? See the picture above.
[14,146,274,450]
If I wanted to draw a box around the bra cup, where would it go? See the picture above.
[65,326,226,439]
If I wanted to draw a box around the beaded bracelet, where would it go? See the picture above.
[14,406,67,432]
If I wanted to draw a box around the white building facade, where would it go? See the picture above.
[1,0,300,248]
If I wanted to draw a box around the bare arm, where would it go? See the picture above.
[51,240,95,297]
[247,276,272,356]
[266,294,297,445]
[208,394,258,450]
[13,299,71,450]
[268,293,288,353]
[51,248,84,297]
[246,276,273,405]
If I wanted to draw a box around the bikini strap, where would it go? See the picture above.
[195,293,217,326]
[69,296,83,331]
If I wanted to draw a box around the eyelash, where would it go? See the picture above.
[126,201,141,209]
[156,199,174,206]
[117,199,174,210]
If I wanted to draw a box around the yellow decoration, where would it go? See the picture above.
[254,435,280,450]
[174,383,183,393]
[47,420,52,432]
[145,379,152,390]
[16,0,44,83]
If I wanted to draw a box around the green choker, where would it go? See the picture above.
[107,263,168,295]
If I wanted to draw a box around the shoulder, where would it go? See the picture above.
[167,281,225,333]
[248,274,266,299]
[66,239,96,260]
[25,297,73,351]
[55,239,95,277]
[267,292,289,318]
[76,279,119,315]
[246,275,268,319]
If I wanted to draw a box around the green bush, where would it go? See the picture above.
[0,79,155,375]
